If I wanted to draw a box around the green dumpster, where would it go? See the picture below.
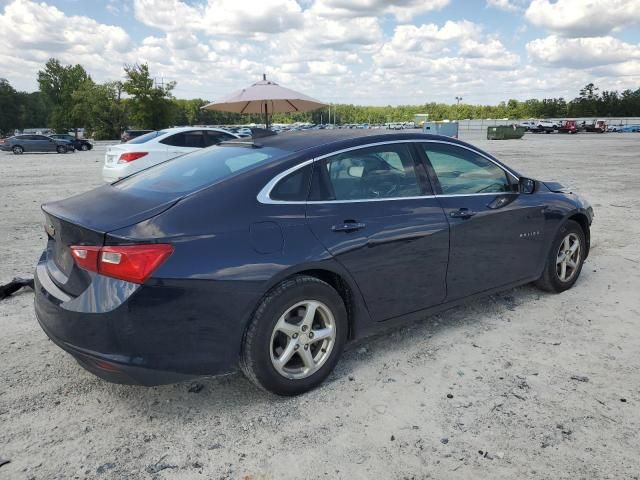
[487,125,526,140]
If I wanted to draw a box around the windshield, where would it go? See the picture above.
[114,145,289,196]
[126,130,167,144]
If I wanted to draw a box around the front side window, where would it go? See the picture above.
[205,131,236,147]
[314,144,422,201]
[420,143,511,195]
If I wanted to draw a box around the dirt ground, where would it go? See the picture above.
[1,132,639,479]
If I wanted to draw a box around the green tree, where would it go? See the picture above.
[72,81,128,139]
[37,58,92,134]
[0,78,20,135]
[123,64,176,129]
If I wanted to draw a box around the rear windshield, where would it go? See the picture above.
[126,130,167,144]
[114,145,289,196]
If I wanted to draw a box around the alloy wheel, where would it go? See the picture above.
[556,232,581,282]
[269,300,336,380]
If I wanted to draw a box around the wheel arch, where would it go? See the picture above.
[249,263,372,342]
[567,211,591,258]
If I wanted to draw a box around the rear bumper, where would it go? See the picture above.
[36,311,197,385]
[34,256,243,386]
[102,165,123,183]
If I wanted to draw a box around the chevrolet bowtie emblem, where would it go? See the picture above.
[45,223,55,237]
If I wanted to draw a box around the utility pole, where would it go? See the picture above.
[455,96,463,120]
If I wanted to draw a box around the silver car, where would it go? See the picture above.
[0,134,74,154]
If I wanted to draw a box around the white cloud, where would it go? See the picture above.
[133,0,303,36]
[486,0,521,12]
[311,0,450,22]
[525,0,640,37]
[527,35,640,68]
[0,0,132,83]
[0,0,638,106]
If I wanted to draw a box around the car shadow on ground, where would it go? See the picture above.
[95,282,547,415]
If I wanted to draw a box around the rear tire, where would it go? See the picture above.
[80,144,89,151]
[240,275,348,396]
[535,220,586,293]
[12,146,23,155]
[56,145,67,154]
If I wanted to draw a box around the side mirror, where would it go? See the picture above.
[519,177,536,194]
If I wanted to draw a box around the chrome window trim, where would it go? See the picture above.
[256,139,519,205]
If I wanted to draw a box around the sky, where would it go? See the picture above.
[0,0,639,105]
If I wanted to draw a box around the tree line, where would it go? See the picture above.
[1,58,639,138]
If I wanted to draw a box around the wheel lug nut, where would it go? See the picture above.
[294,344,299,350]
[292,333,298,339]
[304,345,309,350]
[308,332,314,339]
[301,325,308,332]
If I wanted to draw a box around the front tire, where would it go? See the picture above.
[240,275,348,395]
[80,144,89,151]
[535,220,586,293]
[12,146,23,154]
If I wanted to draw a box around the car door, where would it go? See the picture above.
[33,135,54,152]
[305,142,450,322]
[160,131,205,159]
[417,141,546,301]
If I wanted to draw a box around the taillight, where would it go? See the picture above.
[118,152,148,163]
[70,244,173,283]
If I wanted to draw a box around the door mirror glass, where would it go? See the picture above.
[519,177,536,194]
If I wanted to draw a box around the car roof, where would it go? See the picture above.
[161,126,236,134]
[229,129,469,154]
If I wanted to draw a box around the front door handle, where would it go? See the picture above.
[332,221,366,232]
[449,208,476,219]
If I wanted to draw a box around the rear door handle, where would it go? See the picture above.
[449,208,476,219]
[332,221,366,232]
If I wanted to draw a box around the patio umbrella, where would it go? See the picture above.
[202,74,326,128]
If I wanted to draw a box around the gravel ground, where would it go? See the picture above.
[1,132,639,479]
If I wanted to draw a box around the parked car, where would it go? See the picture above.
[558,120,578,134]
[50,134,93,151]
[607,124,624,132]
[518,121,537,131]
[579,120,607,133]
[103,127,239,182]
[121,129,153,143]
[0,134,74,154]
[35,130,593,395]
[533,120,559,133]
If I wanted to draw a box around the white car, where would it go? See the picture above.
[102,127,239,182]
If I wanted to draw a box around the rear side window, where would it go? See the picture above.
[270,164,312,201]
[127,130,167,144]
[161,131,206,148]
[115,146,289,196]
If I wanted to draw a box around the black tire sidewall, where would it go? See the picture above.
[244,277,348,395]
[545,220,586,292]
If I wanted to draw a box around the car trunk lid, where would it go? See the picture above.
[42,185,180,296]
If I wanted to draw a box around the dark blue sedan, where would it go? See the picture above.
[34,131,593,395]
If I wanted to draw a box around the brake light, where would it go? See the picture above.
[70,244,173,283]
[118,152,148,163]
